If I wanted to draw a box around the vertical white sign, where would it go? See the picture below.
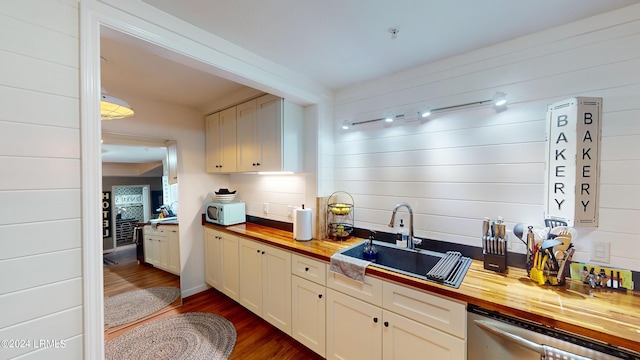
[545,97,601,227]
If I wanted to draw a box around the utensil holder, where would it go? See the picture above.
[483,252,507,273]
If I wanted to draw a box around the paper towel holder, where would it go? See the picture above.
[293,204,313,241]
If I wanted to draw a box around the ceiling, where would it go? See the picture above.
[100,0,638,165]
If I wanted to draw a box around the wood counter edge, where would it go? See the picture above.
[204,222,640,354]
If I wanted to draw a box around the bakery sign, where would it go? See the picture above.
[544,97,601,227]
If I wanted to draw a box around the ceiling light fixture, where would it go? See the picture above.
[419,106,432,118]
[493,92,508,107]
[385,113,395,123]
[342,91,508,130]
[101,92,134,120]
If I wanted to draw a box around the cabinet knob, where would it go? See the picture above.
[305,267,309,272]
[373,317,378,323]
[261,251,265,255]
[256,249,260,253]
[384,321,389,327]
[318,294,323,299]
[256,162,260,166]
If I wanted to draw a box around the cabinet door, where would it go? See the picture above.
[238,237,263,314]
[144,236,158,266]
[326,288,382,360]
[156,236,170,272]
[220,232,240,301]
[255,94,282,172]
[292,275,326,357]
[236,99,258,172]
[205,112,221,172]
[165,227,180,275]
[382,310,465,360]
[204,229,222,288]
[218,106,237,172]
[262,243,291,335]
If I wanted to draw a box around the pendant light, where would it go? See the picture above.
[101,91,134,120]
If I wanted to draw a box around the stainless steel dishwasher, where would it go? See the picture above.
[467,304,639,360]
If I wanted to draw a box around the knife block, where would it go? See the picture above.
[484,252,507,273]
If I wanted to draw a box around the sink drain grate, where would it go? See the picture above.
[426,251,472,288]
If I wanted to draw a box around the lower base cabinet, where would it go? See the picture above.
[326,273,466,360]
[238,237,292,335]
[291,275,326,357]
[204,228,239,301]
[326,288,383,360]
[143,225,180,276]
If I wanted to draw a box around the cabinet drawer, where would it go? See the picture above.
[292,254,327,286]
[327,268,382,307]
[143,225,166,236]
[382,281,466,339]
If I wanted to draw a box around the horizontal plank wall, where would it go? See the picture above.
[333,4,640,271]
[0,0,83,359]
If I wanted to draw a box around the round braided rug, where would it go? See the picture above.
[105,286,180,327]
[105,312,237,360]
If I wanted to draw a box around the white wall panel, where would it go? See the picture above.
[333,4,640,271]
[0,5,80,358]
[0,190,80,226]
[0,219,81,260]
[0,278,82,328]
[0,307,83,359]
[0,122,79,158]
[0,158,80,190]
[0,86,79,128]
[0,249,81,295]
[0,51,79,98]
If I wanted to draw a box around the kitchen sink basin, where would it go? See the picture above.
[337,240,471,288]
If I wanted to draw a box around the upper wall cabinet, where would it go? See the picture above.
[206,106,237,173]
[237,94,304,173]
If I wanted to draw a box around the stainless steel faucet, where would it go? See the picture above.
[388,202,416,249]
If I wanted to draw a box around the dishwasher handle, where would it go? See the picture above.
[474,320,544,354]
[474,320,593,360]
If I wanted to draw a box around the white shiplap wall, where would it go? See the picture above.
[0,1,83,359]
[334,4,640,272]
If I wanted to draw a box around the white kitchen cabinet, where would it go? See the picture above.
[292,276,326,357]
[291,255,327,357]
[238,237,291,334]
[326,270,466,360]
[326,287,383,360]
[205,107,237,173]
[204,228,240,301]
[143,225,180,276]
[382,309,465,360]
[236,94,303,172]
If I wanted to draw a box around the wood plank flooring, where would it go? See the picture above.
[104,246,323,359]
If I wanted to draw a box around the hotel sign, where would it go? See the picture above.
[545,97,601,227]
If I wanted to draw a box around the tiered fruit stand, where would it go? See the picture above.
[327,191,354,240]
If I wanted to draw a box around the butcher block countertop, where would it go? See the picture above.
[206,222,640,353]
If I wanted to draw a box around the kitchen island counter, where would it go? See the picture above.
[206,222,640,354]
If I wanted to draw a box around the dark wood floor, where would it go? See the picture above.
[104,246,323,359]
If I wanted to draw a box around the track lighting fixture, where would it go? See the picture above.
[341,91,508,130]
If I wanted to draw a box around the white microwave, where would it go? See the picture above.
[205,202,246,226]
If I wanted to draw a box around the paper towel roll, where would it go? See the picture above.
[293,207,313,241]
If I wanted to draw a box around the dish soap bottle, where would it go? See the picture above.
[396,219,408,248]
[362,235,378,263]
